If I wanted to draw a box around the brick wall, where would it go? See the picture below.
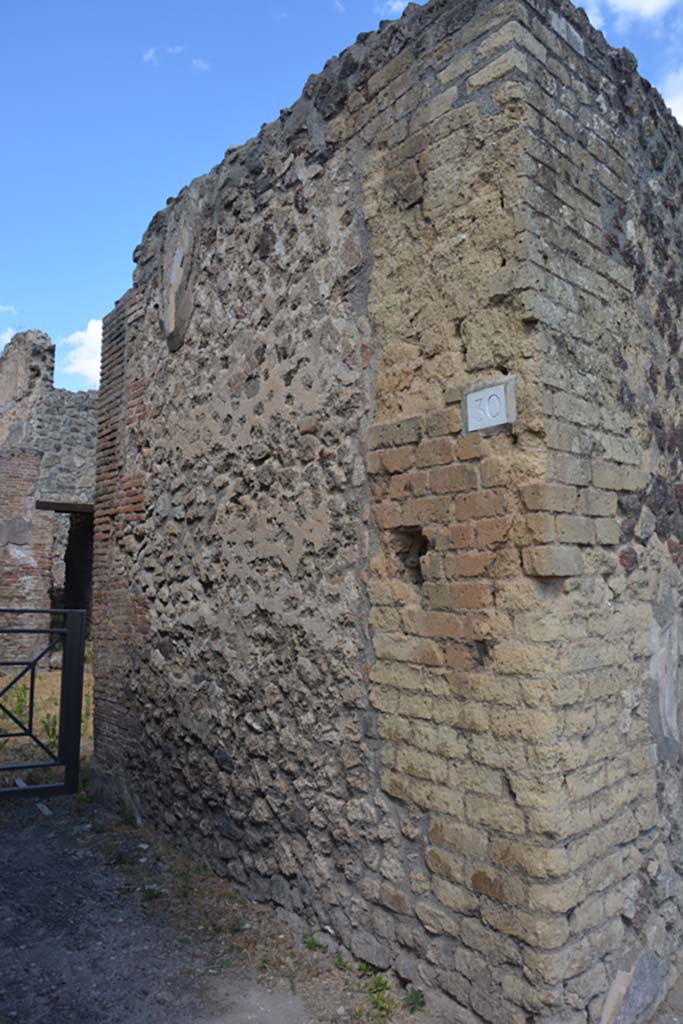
[91,293,148,794]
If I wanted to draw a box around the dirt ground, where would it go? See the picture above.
[0,794,424,1024]
[0,666,94,790]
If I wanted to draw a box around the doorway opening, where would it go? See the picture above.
[35,501,94,633]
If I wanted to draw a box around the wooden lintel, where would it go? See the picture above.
[35,500,94,515]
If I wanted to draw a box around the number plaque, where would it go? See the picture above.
[463,377,517,434]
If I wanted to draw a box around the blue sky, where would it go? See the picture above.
[1,0,681,390]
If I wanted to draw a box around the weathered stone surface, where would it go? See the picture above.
[601,953,669,1024]
[91,0,683,1020]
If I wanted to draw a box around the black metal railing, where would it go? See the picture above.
[0,608,86,798]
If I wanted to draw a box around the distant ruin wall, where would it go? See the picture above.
[0,332,97,647]
[92,0,683,1020]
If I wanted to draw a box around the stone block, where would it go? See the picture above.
[380,446,414,474]
[592,460,648,492]
[468,48,529,90]
[476,515,513,547]
[578,488,618,517]
[456,489,509,520]
[476,21,548,64]
[555,514,595,545]
[521,482,577,512]
[430,463,478,493]
[594,518,620,545]
[370,417,422,450]
[465,793,526,835]
[425,406,462,437]
[415,436,457,468]
[425,580,493,610]
[522,544,583,577]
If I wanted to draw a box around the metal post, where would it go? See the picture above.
[58,609,86,794]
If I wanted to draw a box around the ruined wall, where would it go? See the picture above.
[92,0,683,1020]
[0,332,97,647]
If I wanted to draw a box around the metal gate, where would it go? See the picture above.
[0,608,86,798]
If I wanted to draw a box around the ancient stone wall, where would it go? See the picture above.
[0,332,98,649]
[92,0,683,1020]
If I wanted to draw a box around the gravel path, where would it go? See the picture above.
[0,795,418,1024]
[0,795,310,1024]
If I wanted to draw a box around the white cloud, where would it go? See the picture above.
[605,0,678,17]
[144,45,186,66]
[0,327,15,350]
[0,304,16,315]
[62,319,102,386]
[192,58,212,72]
[662,65,683,122]
[377,0,409,13]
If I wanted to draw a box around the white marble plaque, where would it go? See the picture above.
[463,377,516,434]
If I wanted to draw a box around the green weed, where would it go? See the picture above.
[4,681,28,723]
[368,974,394,1019]
[117,798,137,828]
[41,710,58,743]
[80,688,92,737]
[405,989,426,1013]
[142,885,163,901]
